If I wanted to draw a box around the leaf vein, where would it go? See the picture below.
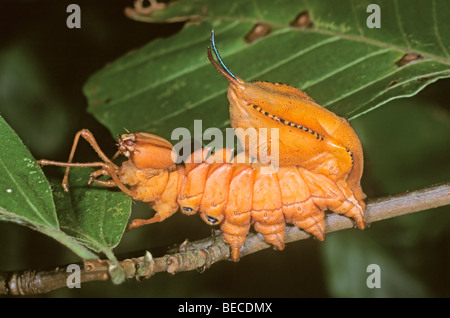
[249,36,341,80]
[103,22,243,107]
[148,35,341,124]
[101,21,241,77]
[350,0,364,37]
[323,60,437,106]
[394,0,411,50]
[301,48,391,90]
[432,0,449,58]
[348,69,450,119]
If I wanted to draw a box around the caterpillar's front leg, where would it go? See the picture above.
[127,214,163,231]
[88,168,118,187]
[124,166,183,231]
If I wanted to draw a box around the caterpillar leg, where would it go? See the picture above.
[284,200,325,241]
[36,159,136,197]
[336,182,366,229]
[221,166,254,261]
[277,167,325,240]
[221,212,251,261]
[63,129,119,191]
[298,168,365,229]
[127,195,177,230]
[127,214,162,231]
[88,168,118,187]
[251,169,285,251]
[252,208,285,251]
[36,129,137,197]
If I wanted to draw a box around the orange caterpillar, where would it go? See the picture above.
[37,31,365,261]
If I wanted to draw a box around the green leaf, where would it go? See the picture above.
[0,116,131,263]
[352,96,450,195]
[322,230,431,297]
[322,88,450,297]
[85,0,450,140]
[51,168,132,255]
[0,115,96,260]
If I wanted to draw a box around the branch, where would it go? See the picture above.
[1,182,449,295]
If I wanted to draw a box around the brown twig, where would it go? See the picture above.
[1,182,449,295]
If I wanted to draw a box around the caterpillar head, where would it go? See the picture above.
[118,132,176,170]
